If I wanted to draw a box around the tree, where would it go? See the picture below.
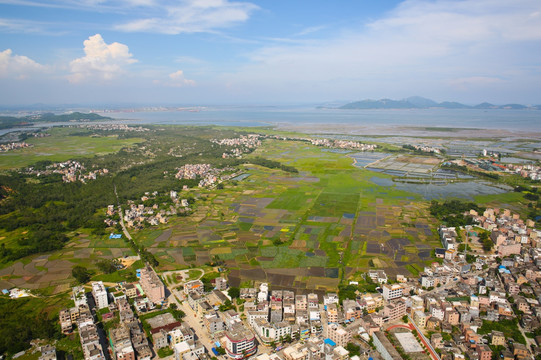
[72,265,91,284]
[284,334,292,343]
[96,259,117,274]
[402,315,409,323]
[345,343,361,357]
[228,287,240,299]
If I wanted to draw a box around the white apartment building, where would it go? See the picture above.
[382,284,403,301]
[91,282,108,310]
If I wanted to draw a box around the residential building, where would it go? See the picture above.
[139,265,165,304]
[381,284,403,301]
[383,300,406,322]
[326,323,350,347]
[223,323,257,359]
[91,282,108,310]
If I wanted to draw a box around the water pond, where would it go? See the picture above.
[369,176,512,200]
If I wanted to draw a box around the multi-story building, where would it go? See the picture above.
[491,331,505,346]
[413,311,428,329]
[109,325,135,360]
[323,293,339,305]
[184,280,205,295]
[307,293,319,309]
[224,323,257,359]
[204,312,226,335]
[383,300,406,322]
[445,310,459,325]
[91,282,108,310]
[169,325,195,345]
[326,303,339,323]
[247,310,269,327]
[295,295,307,311]
[326,324,350,347]
[79,323,105,360]
[73,286,88,307]
[283,343,310,360]
[139,265,165,304]
[382,284,403,301]
[253,319,291,345]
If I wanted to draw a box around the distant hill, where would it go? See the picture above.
[473,102,498,109]
[338,97,539,110]
[0,112,112,130]
[340,99,414,109]
[405,96,438,108]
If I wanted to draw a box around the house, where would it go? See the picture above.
[490,331,505,346]
[184,280,204,295]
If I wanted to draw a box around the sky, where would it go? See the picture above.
[1,0,541,106]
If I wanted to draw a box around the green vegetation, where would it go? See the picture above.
[0,298,63,356]
[228,287,240,298]
[158,347,174,358]
[429,200,484,227]
[478,319,526,345]
[0,112,111,130]
[72,265,92,284]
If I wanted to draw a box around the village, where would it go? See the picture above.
[24,207,541,360]
[0,141,32,152]
[105,190,193,229]
[24,160,110,183]
[308,139,377,151]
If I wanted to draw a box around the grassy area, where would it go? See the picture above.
[1,127,529,297]
[0,127,144,170]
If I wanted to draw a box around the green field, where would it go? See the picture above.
[1,126,533,294]
[0,128,143,169]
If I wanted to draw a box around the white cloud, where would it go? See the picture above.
[0,48,45,79]
[220,0,541,103]
[115,0,258,34]
[167,70,195,87]
[68,34,137,83]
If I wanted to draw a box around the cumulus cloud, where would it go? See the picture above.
[167,70,195,87]
[68,34,137,83]
[115,0,258,34]
[0,48,45,79]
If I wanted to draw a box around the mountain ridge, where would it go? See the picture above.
[337,97,541,110]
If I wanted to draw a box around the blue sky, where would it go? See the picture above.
[1,0,541,105]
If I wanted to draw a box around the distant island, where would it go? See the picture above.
[335,96,541,110]
[0,112,112,130]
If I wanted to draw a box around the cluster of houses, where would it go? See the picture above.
[406,144,442,154]
[212,135,261,158]
[24,160,109,183]
[55,207,541,360]
[449,157,541,181]
[0,141,32,152]
[309,139,377,151]
[59,285,107,360]
[440,208,541,259]
[60,266,165,360]
[105,190,192,229]
[70,124,150,132]
[175,164,226,188]
[507,163,541,181]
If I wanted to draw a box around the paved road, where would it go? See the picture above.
[114,184,134,243]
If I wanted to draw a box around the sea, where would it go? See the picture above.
[101,107,541,132]
[2,107,541,135]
